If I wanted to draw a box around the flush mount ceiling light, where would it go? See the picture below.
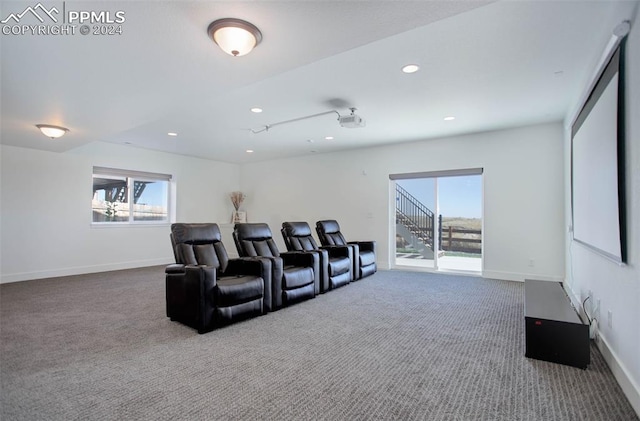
[208,18,262,57]
[36,124,69,139]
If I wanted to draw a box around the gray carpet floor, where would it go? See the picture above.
[1,267,637,420]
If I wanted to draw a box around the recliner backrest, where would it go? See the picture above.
[234,223,281,258]
[282,222,319,252]
[171,223,229,272]
[316,220,348,246]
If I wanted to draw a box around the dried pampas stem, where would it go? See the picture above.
[229,191,246,211]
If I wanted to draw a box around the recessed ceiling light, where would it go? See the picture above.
[167,132,178,136]
[251,107,263,113]
[325,136,334,140]
[246,149,254,153]
[402,64,419,74]
[444,116,456,121]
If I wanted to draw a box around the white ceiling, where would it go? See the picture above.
[1,1,636,163]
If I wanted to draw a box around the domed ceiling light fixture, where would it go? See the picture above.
[207,18,262,57]
[36,124,69,139]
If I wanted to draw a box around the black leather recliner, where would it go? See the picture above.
[165,223,271,333]
[316,220,377,280]
[281,221,352,292]
[233,223,317,310]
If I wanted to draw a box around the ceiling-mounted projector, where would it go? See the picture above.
[339,114,365,128]
[339,108,366,128]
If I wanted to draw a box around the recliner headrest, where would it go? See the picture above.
[234,223,273,240]
[171,223,221,244]
[282,221,312,237]
[316,220,340,235]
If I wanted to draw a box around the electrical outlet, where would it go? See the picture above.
[607,310,613,328]
[528,259,535,267]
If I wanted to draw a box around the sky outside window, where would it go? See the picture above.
[397,175,481,218]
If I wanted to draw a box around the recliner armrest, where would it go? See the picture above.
[281,251,315,268]
[224,257,270,278]
[166,263,186,274]
[321,245,351,259]
[183,265,217,288]
[350,240,376,253]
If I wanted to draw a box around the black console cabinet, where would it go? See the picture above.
[524,279,590,369]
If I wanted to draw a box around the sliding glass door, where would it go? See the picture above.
[391,169,483,273]
[395,178,437,269]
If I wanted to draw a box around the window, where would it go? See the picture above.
[92,167,172,225]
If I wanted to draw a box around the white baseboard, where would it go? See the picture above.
[0,258,171,284]
[597,332,640,417]
[481,269,563,282]
[384,265,563,283]
[564,284,640,417]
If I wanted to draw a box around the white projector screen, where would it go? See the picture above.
[571,46,626,263]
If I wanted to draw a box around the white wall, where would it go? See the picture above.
[564,9,640,413]
[0,142,240,283]
[240,122,565,282]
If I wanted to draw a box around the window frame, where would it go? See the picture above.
[91,166,173,227]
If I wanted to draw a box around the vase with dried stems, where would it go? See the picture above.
[230,191,246,223]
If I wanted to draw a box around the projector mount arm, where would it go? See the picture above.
[250,110,342,134]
